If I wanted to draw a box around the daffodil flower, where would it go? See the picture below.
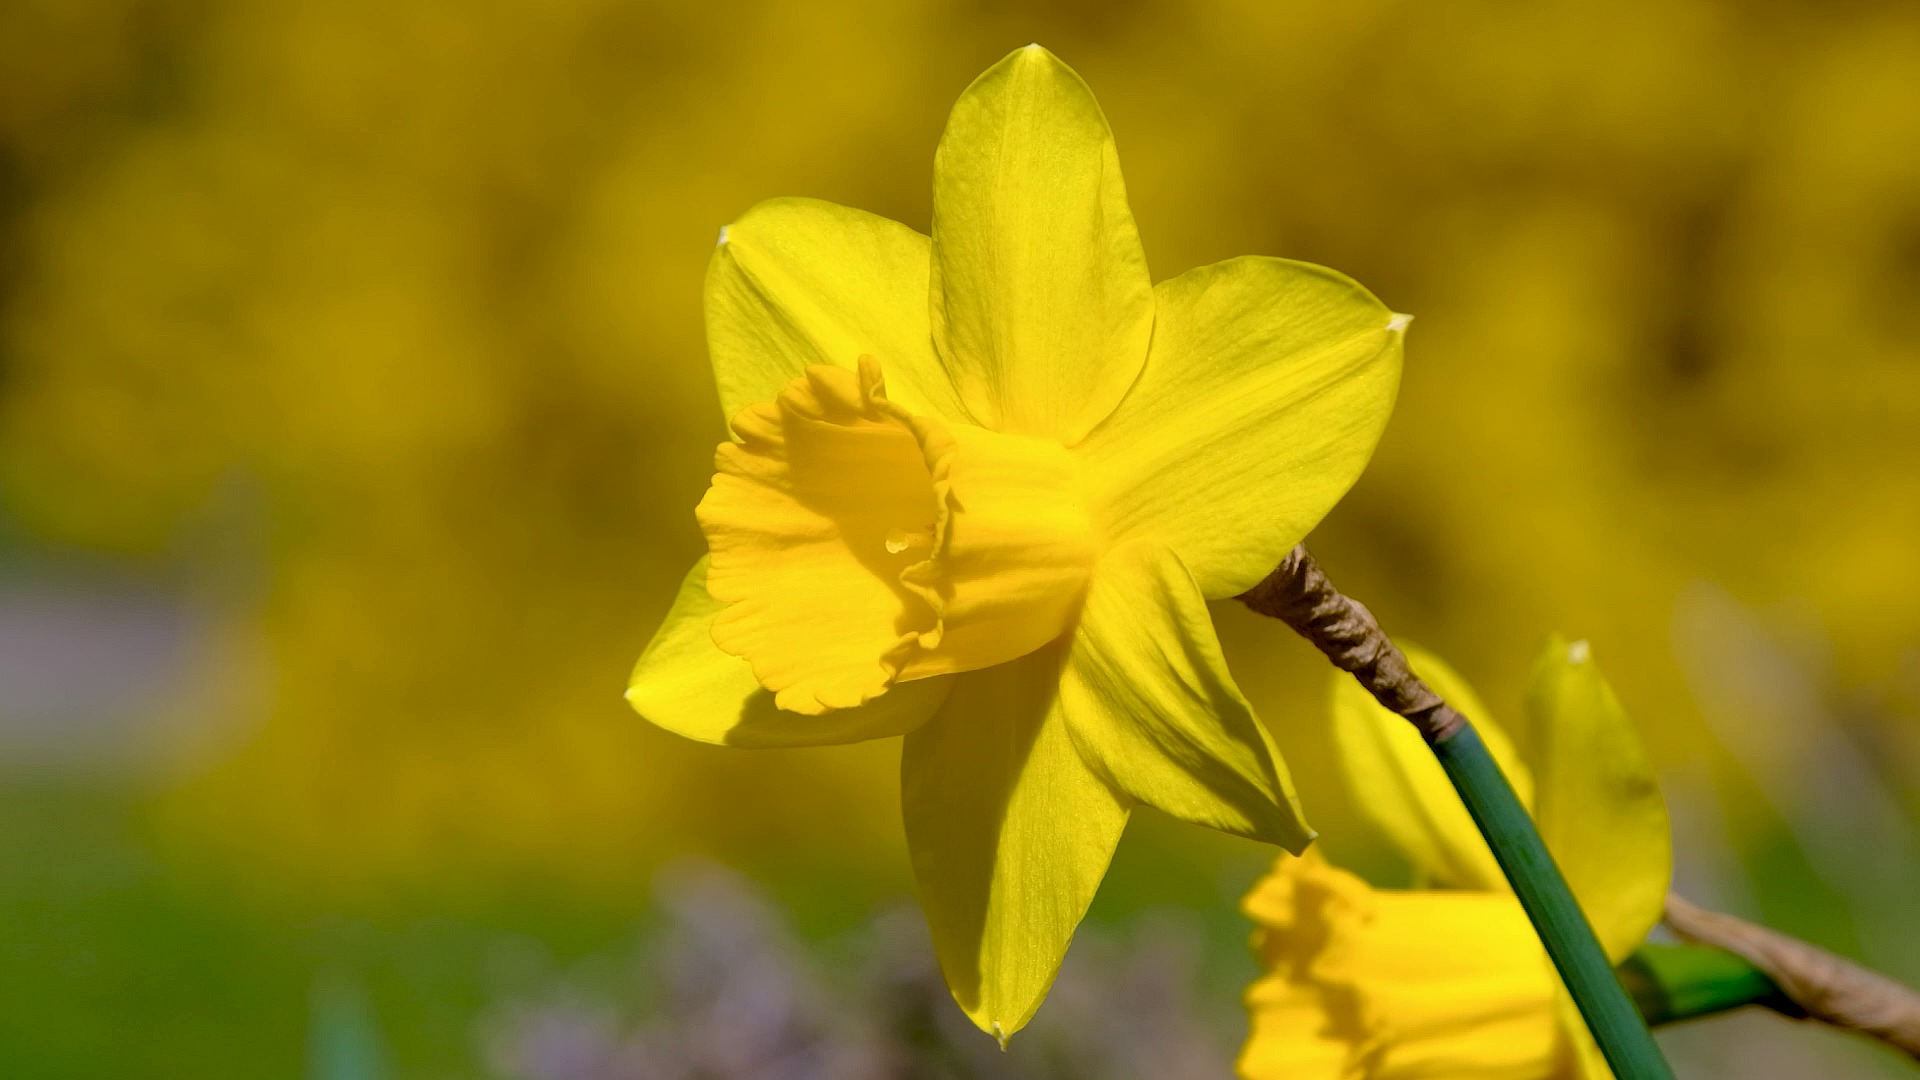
[627,44,1404,1040]
[1240,638,1671,1080]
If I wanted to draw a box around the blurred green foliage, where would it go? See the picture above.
[3,0,1919,1075]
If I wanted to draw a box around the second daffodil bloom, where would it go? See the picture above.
[1240,639,1672,1080]
[628,45,1406,1041]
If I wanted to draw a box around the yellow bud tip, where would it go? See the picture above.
[716,224,730,246]
[992,1021,1009,1050]
[1568,639,1592,664]
[1386,312,1413,333]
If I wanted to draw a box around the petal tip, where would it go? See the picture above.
[716,224,730,247]
[992,1020,1010,1050]
[1386,312,1413,333]
[1002,41,1066,72]
[1567,639,1592,664]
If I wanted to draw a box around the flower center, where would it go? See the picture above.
[697,357,1097,714]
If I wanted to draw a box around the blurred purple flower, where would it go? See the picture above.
[477,860,1233,1080]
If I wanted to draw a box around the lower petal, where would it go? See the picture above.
[1059,541,1312,850]
[901,645,1128,1043]
[626,559,949,747]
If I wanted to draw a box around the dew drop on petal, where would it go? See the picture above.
[885,525,934,554]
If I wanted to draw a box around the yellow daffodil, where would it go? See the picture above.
[627,44,1405,1041]
[1241,638,1671,1080]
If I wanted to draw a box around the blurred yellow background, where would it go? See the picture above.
[3,0,1918,1076]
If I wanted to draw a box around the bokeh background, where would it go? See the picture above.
[3,0,1919,1076]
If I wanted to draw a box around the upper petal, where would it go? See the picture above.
[705,196,966,424]
[1059,541,1312,851]
[626,559,949,747]
[1330,644,1534,892]
[901,644,1128,1043]
[929,45,1153,443]
[1077,256,1403,599]
[1522,636,1672,963]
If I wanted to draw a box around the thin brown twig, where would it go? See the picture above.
[1665,894,1920,1061]
[1237,544,1464,743]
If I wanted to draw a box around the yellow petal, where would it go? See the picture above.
[1523,636,1672,963]
[901,644,1128,1043]
[625,559,949,747]
[1077,257,1403,599]
[1242,853,1570,1080]
[1556,992,1617,1080]
[705,196,966,423]
[929,45,1153,442]
[1329,644,1534,891]
[1058,541,1312,850]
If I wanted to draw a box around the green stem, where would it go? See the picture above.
[1431,724,1677,1080]
[1621,944,1798,1026]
